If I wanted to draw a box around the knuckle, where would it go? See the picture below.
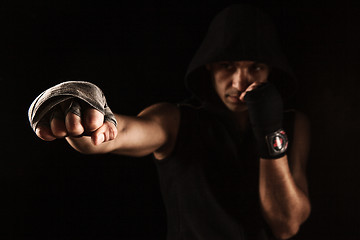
[85,116,103,130]
[52,130,67,138]
[51,119,67,138]
[35,127,45,138]
[84,108,104,131]
[36,127,55,141]
[66,114,84,136]
[67,123,84,136]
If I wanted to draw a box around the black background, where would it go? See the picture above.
[1,0,360,239]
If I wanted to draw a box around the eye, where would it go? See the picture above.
[219,62,235,70]
[250,63,267,73]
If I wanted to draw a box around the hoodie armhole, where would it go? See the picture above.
[154,104,200,164]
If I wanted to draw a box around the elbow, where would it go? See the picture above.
[272,209,311,240]
[272,222,300,240]
[268,199,311,239]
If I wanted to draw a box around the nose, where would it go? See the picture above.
[232,68,249,91]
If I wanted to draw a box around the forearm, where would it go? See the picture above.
[259,155,311,239]
[66,106,173,157]
[29,82,176,157]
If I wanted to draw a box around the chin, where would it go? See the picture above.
[226,103,248,113]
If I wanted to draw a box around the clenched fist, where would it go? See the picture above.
[36,100,117,145]
[29,81,118,145]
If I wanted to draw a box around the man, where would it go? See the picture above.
[29,4,310,240]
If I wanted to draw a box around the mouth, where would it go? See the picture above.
[225,93,242,103]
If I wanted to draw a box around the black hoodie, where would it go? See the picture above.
[185,4,296,107]
[155,5,296,240]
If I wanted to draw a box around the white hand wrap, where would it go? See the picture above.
[28,81,117,132]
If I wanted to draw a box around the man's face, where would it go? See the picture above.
[207,61,270,112]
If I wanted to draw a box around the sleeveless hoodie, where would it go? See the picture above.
[155,4,297,240]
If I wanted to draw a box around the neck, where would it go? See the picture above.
[204,99,250,132]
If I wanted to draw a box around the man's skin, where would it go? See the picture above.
[36,61,311,240]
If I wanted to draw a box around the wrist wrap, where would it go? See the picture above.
[28,81,117,132]
[244,83,288,159]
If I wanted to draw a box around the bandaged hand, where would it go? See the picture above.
[28,81,117,145]
[244,82,288,159]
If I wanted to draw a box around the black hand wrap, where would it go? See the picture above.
[28,81,117,132]
[244,82,288,159]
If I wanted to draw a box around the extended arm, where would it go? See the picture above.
[37,102,180,158]
[259,112,311,239]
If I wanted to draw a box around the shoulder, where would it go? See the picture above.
[137,102,181,130]
[138,102,181,140]
[138,102,180,118]
[141,102,204,125]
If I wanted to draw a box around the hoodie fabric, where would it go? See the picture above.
[185,4,296,106]
[154,4,296,240]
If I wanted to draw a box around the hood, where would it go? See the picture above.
[185,4,297,104]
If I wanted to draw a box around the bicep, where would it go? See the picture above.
[138,103,181,159]
[288,111,311,196]
[110,103,180,157]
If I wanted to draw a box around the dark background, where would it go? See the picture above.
[1,0,359,239]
